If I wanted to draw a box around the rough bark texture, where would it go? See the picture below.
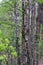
[33,2,38,65]
[22,0,30,65]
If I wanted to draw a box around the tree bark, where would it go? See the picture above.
[22,0,30,65]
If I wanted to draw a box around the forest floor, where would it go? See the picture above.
[38,60,43,65]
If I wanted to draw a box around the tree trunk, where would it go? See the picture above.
[22,0,30,65]
[14,1,21,65]
[33,2,38,65]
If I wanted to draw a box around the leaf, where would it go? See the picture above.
[5,38,9,44]
[0,55,7,60]
[9,46,15,52]
[11,51,17,58]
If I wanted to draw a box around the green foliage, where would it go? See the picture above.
[0,55,7,61]
[0,30,3,38]
[11,52,17,58]
[38,0,43,4]
[38,40,43,59]
[9,46,17,57]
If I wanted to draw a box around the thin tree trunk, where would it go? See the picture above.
[33,2,38,65]
[14,1,21,65]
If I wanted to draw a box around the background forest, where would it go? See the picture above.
[0,0,43,65]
